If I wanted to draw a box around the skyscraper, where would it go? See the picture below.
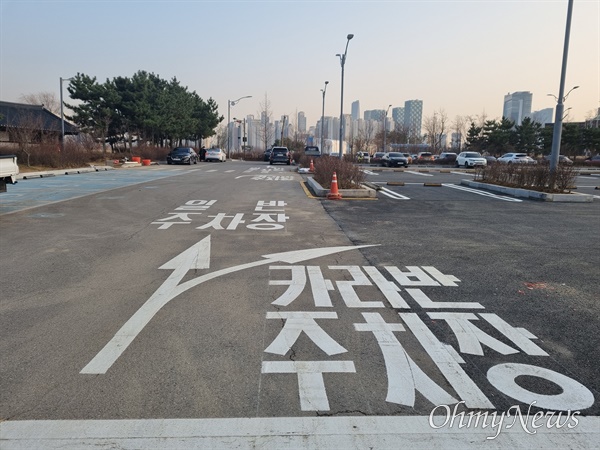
[297,111,307,133]
[502,91,532,126]
[351,101,360,122]
[392,107,404,127]
[404,100,423,142]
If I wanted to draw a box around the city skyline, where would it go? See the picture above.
[1,1,597,131]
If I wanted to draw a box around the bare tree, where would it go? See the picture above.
[20,92,60,115]
[423,109,448,152]
[8,112,48,167]
[258,93,274,150]
[451,115,469,151]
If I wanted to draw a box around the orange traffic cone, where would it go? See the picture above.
[327,172,342,200]
[309,159,315,173]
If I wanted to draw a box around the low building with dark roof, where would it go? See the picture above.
[0,100,78,145]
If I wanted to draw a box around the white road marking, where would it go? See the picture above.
[451,171,473,176]
[205,169,218,172]
[2,416,597,448]
[362,170,379,175]
[405,171,433,177]
[81,239,377,374]
[442,183,523,202]
[379,186,410,200]
[225,170,236,173]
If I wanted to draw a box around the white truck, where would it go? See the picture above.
[0,155,19,193]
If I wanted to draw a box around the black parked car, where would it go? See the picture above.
[167,147,199,165]
[381,152,409,167]
[264,149,272,162]
[270,147,291,165]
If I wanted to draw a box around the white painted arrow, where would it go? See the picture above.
[81,237,377,374]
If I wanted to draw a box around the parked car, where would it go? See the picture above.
[456,151,487,168]
[264,149,272,161]
[381,152,409,168]
[584,155,600,166]
[497,153,536,164]
[416,152,434,163]
[371,152,385,165]
[304,146,321,158]
[357,151,370,163]
[205,148,227,162]
[437,152,457,165]
[542,154,573,165]
[270,147,291,165]
[484,155,497,165]
[167,147,199,165]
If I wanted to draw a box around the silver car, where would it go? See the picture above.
[497,153,536,164]
[205,148,227,162]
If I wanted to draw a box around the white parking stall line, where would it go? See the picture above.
[451,171,473,176]
[362,170,379,175]
[205,169,218,172]
[442,184,523,202]
[225,170,236,173]
[405,171,433,177]
[379,186,410,200]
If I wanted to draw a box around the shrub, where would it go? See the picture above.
[475,162,577,193]
[313,155,365,189]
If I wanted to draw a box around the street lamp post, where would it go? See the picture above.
[336,33,354,159]
[233,117,248,159]
[320,81,329,154]
[382,104,392,152]
[60,76,73,153]
[549,0,575,174]
[280,115,287,147]
[227,95,252,158]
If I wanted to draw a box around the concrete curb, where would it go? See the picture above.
[18,166,115,180]
[461,180,594,202]
[306,177,376,198]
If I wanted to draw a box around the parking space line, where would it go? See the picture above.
[451,171,474,176]
[379,186,410,200]
[442,184,523,202]
[405,171,433,177]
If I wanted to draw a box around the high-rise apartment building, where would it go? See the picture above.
[531,108,553,125]
[404,100,423,142]
[351,101,360,121]
[392,107,404,127]
[502,91,532,126]
[297,111,307,133]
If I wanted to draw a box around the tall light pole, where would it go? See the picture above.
[320,81,329,154]
[60,76,73,153]
[227,95,252,158]
[280,115,287,146]
[382,104,392,152]
[549,0,574,174]
[336,33,354,159]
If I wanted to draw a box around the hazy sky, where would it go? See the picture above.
[1,0,598,129]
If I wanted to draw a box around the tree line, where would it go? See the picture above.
[65,71,223,154]
[464,117,600,156]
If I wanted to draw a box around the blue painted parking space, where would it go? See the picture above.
[0,167,193,215]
